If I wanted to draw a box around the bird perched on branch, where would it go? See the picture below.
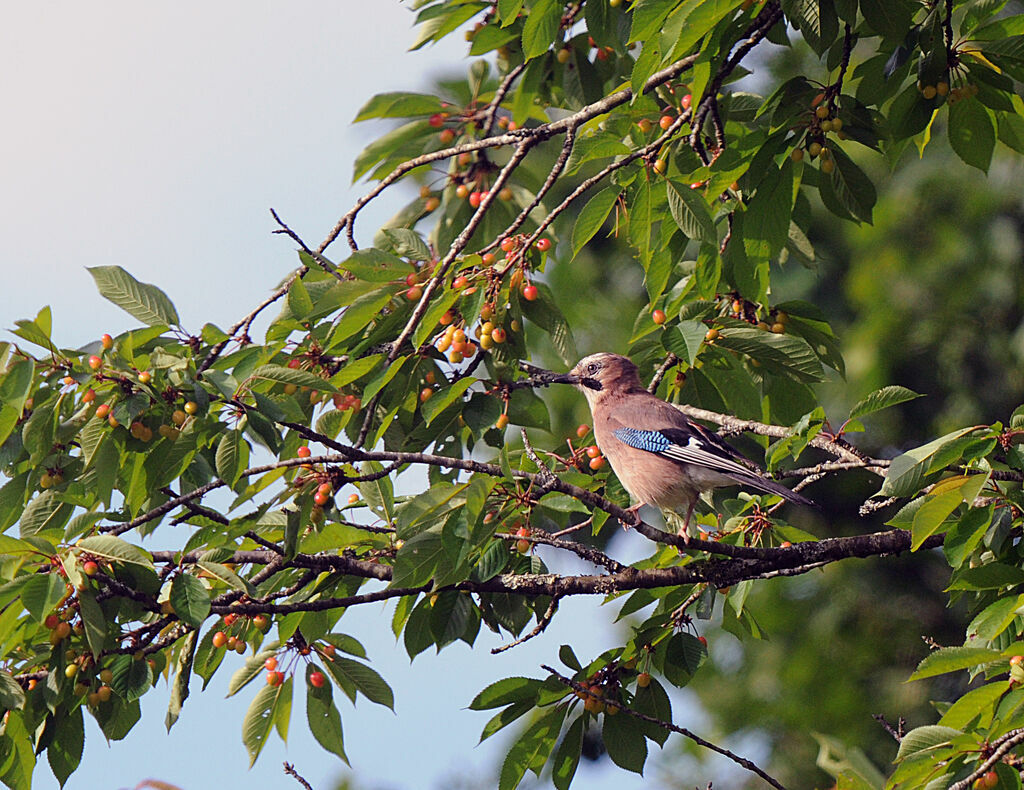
[550,352,813,533]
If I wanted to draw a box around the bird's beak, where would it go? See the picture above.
[554,371,602,391]
[517,361,602,391]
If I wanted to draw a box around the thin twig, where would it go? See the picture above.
[483,62,527,138]
[948,729,1024,790]
[491,596,560,654]
[542,666,788,790]
[283,762,315,790]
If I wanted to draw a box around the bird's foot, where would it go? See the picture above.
[619,503,645,530]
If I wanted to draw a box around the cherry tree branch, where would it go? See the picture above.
[542,665,788,790]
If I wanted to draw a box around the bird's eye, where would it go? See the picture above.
[586,363,599,374]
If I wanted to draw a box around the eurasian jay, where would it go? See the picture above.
[552,353,813,532]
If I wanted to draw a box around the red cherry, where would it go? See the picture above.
[223,613,238,626]
[588,456,606,470]
[698,636,707,646]
[406,286,423,301]
[453,276,469,290]
[585,445,601,458]
[287,358,302,369]
[44,614,60,630]
[348,493,359,505]
[576,424,590,438]
[439,129,456,145]
[87,355,102,371]
[314,491,329,506]
[82,389,96,403]
[522,285,538,301]
[100,334,113,350]
[659,114,674,130]
[535,238,552,252]
[265,656,278,671]
[428,113,444,128]
[310,671,326,688]
[297,446,311,458]
[500,237,516,252]
[468,191,483,208]
[652,309,666,325]
[681,94,692,110]
[83,561,99,577]
[212,631,227,648]
[266,671,284,687]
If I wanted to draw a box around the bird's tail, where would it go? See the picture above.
[732,473,815,507]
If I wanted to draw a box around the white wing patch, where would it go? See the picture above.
[659,436,758,478]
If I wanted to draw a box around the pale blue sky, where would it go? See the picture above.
[0,4,748,789]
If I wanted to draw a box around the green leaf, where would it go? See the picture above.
[86,266,180,327]
[470,676,545,710]
[498,0,526,25]
[948,562,1024,591]
[894,725,963,762]
[666,181,716,243]
[76,535,155,570]
[603,704,648,774]
[413,289,460,349]
[826,147,876,224]
[339,248,411,282]
[948,97,996,172]
[859,0,913,39]
[878,427,983,498]
[422,378,476,425]
[242,678,291,767]
[908,646,1002,681]
[358,461,395,525]
[166,630,197,731]
[391,527,446,587]
[353,91,443,122]
[306,665,348,764]
[0,360,33,448]
[170,573,211,628]
[713,325,825,382]
[552,715,583,790]
[330,657,394,710]
[743,161,793,261]
[520,283,578,367]
[77,585,108,659]
[571,187,621,258]
[197,559,251,593]
[849,385,922,420]
[521,0,560,60]
[19,490,72,538]
[215,429,249,488]
[227,646,280,697]
[20,573,67,622]
[997,112,1024,154]
[251,364,338,393]
[47,705,83,788]
[663,321,708,366]
[910,475,987,550]
[286,277,314,320]
[0,672,25,710]
[110,653,153,702]
[498,705,567,790]
[380,228,432,261]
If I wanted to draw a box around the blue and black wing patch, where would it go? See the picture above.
[612,426,813,506]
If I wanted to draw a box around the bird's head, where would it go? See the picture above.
[553,353,644,406]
